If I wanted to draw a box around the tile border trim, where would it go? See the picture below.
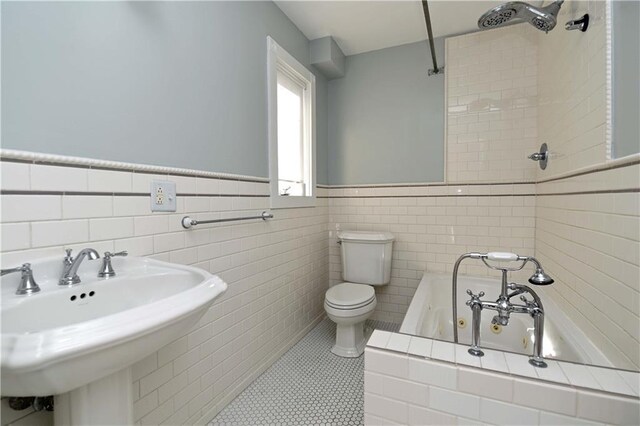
[4,150,637,190]
[0,149,270,184]
[537,156,640,184]
[319,193,536,199]
[0,190,270,198]
[320,155,640,189]
[537,188,640,197]
[317,181,530,189]
[321,188,638,199]
[605,0,613,160]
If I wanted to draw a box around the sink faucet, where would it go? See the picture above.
[60,248,100,286]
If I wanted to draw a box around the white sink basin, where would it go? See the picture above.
[1,255,227,399]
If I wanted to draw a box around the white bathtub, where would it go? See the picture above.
[400,273,611,366]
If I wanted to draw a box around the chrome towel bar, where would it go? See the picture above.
[181,211,273,229]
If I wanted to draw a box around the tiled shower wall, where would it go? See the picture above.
[0,158,329,425]
[446,23,539,183]
[537,0,609,177]
[536,161,640,370]
[533,0,639,370]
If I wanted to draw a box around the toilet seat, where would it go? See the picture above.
[325,283,375,310]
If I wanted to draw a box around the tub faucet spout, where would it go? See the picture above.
[491,314,509,326]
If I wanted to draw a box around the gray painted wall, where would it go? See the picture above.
[612,0,640,158]
[315,76,329,185]
[2,1,329,183]
[327,39,445,185]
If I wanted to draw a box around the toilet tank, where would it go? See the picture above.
[338,231,394,285]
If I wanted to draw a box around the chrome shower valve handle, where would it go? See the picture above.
[528,143,549,170]
[528,152,547,161]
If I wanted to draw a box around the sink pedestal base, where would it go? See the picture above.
[54,367,133,426]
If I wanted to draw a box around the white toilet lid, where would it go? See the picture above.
[325,283,375,309]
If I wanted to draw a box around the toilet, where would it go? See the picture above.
[325,231,394,357]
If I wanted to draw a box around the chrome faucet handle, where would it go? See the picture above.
[98,251,128,278]
[64,249,74,264]
[1,263,41,295]
[465,289,485,306]
[520,295,541,312]
[466,289,485,298]
[1,264,27,276]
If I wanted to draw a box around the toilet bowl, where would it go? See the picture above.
[324,282,377,357]
[325,231,394,357]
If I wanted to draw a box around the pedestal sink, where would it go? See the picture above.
[1,255,227,425]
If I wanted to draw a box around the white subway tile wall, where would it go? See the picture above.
[364,336,640,426]
[327,184,536,323]
[537,0,609,177]
[531,0,639,370]
[446,24,539,183]
[536,162,640,370]
[0,161,329,425]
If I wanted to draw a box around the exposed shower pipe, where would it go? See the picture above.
[421,0,444,76]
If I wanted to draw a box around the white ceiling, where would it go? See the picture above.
[274,1,516,56]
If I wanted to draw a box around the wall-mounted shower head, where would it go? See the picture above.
[478,1,564,33]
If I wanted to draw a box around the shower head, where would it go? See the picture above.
[478,1,564,33]
[528,267,554,285]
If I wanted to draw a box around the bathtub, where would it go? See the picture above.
[400,272,611,366]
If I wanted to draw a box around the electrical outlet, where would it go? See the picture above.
[150,181,176,212]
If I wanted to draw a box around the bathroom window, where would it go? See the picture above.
[267,36,316,208]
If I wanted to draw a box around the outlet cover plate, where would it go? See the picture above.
[151,181,177,212]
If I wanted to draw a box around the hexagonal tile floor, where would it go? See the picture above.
[209,318,399,426]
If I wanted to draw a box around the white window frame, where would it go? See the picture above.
[267,36,316,209]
